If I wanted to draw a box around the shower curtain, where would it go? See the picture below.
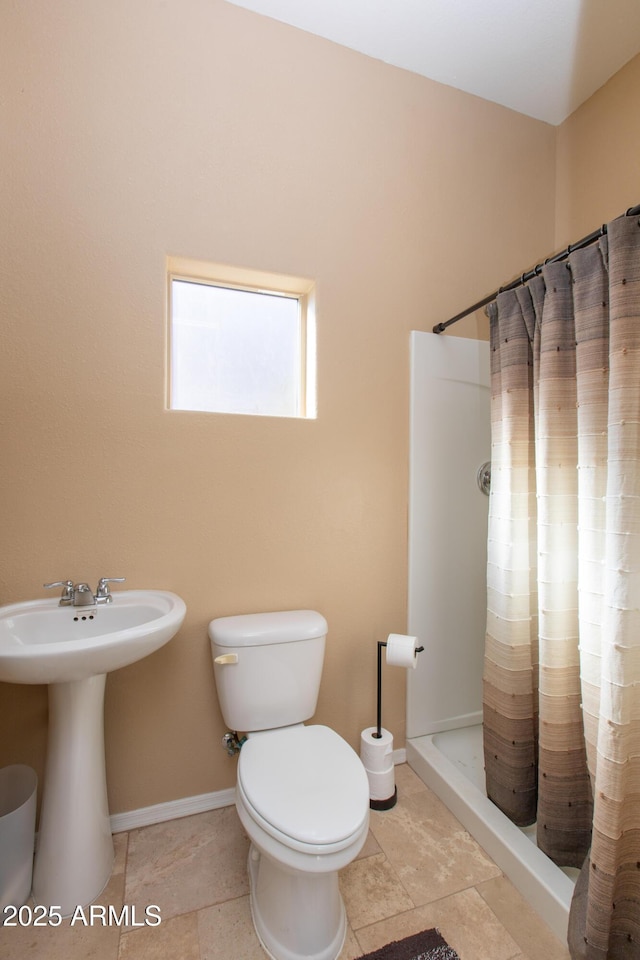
[483,211,640,960]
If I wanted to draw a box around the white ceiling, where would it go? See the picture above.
[225,0,640,125]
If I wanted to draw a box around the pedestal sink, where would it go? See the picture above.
[0,589,186,915]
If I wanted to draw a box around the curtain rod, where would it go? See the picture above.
[432,203,640,335]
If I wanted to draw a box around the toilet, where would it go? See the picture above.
[209,610,370,960]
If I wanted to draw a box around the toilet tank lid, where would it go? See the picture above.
[208,610,328,647]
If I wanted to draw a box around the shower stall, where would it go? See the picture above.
[405,330,575,942]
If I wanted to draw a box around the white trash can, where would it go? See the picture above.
[0,765,37,919]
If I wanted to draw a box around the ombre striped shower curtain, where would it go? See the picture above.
[483,212,640,960]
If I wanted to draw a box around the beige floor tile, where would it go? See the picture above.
[394,762,429,799]
[0,921,121,960]
[353,887,521,960]
[355,827,383,861]
[351,903,443,958]
[197,895,264,960]
[369,788,500,905]
[112,832,128,877]
[0,872,124,960]
[340,853,414,930]
[119,910,199,960]
[198,895,363,960]
[124,808,249,922]
[412,888,523,960]
[338,922,364,960]
[0,765,569,960]
[476,875,570,960]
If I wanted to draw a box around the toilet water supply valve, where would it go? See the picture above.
[222,732,246,756]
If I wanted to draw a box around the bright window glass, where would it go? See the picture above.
[169,271,315,418]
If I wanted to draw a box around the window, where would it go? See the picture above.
[167,258,316,419]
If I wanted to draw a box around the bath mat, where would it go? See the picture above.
[356,927,460,960]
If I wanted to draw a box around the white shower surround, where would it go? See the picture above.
[406,331,573,942]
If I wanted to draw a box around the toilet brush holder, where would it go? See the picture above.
[361,637,424,810]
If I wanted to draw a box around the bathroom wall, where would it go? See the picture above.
[0,0,558,814]
[555,52,640,246]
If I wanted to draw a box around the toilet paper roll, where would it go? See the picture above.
[386,633,419,669]
[365,766,396,802]
[360,727,394,773]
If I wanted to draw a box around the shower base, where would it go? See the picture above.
[406,724,576,942]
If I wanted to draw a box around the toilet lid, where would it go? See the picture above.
[238,725,369,846]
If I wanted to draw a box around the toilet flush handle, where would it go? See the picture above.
[214,653,238,665]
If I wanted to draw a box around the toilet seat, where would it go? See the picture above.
[238,725,369,853]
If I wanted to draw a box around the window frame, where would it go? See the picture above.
[166,256,316,419]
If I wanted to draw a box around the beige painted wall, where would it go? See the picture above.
[0,0,558,815]
[556,52,640,247]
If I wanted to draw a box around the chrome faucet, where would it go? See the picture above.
[94,578,125,603]
[43,580,74,606]
[72,582,96,606]
[44,578,125,607]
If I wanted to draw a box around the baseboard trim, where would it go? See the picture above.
[110,787,236,834]
[110,752,406,834]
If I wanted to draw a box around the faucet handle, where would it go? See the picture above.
[95,577,126,600]
[43,580,74,604]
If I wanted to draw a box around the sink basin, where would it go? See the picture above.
[0,587,186,916]
[0,590,186,684]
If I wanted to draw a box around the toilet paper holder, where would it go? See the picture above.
[373,639,424,740]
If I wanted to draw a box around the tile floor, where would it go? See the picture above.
[0,765,570,960]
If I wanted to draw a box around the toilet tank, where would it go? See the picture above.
[209,610,327,732]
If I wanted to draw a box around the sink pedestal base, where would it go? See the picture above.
[33,674,114,916]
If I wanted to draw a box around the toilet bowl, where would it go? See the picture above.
[236,725,369,960]
[208,611,371,960]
